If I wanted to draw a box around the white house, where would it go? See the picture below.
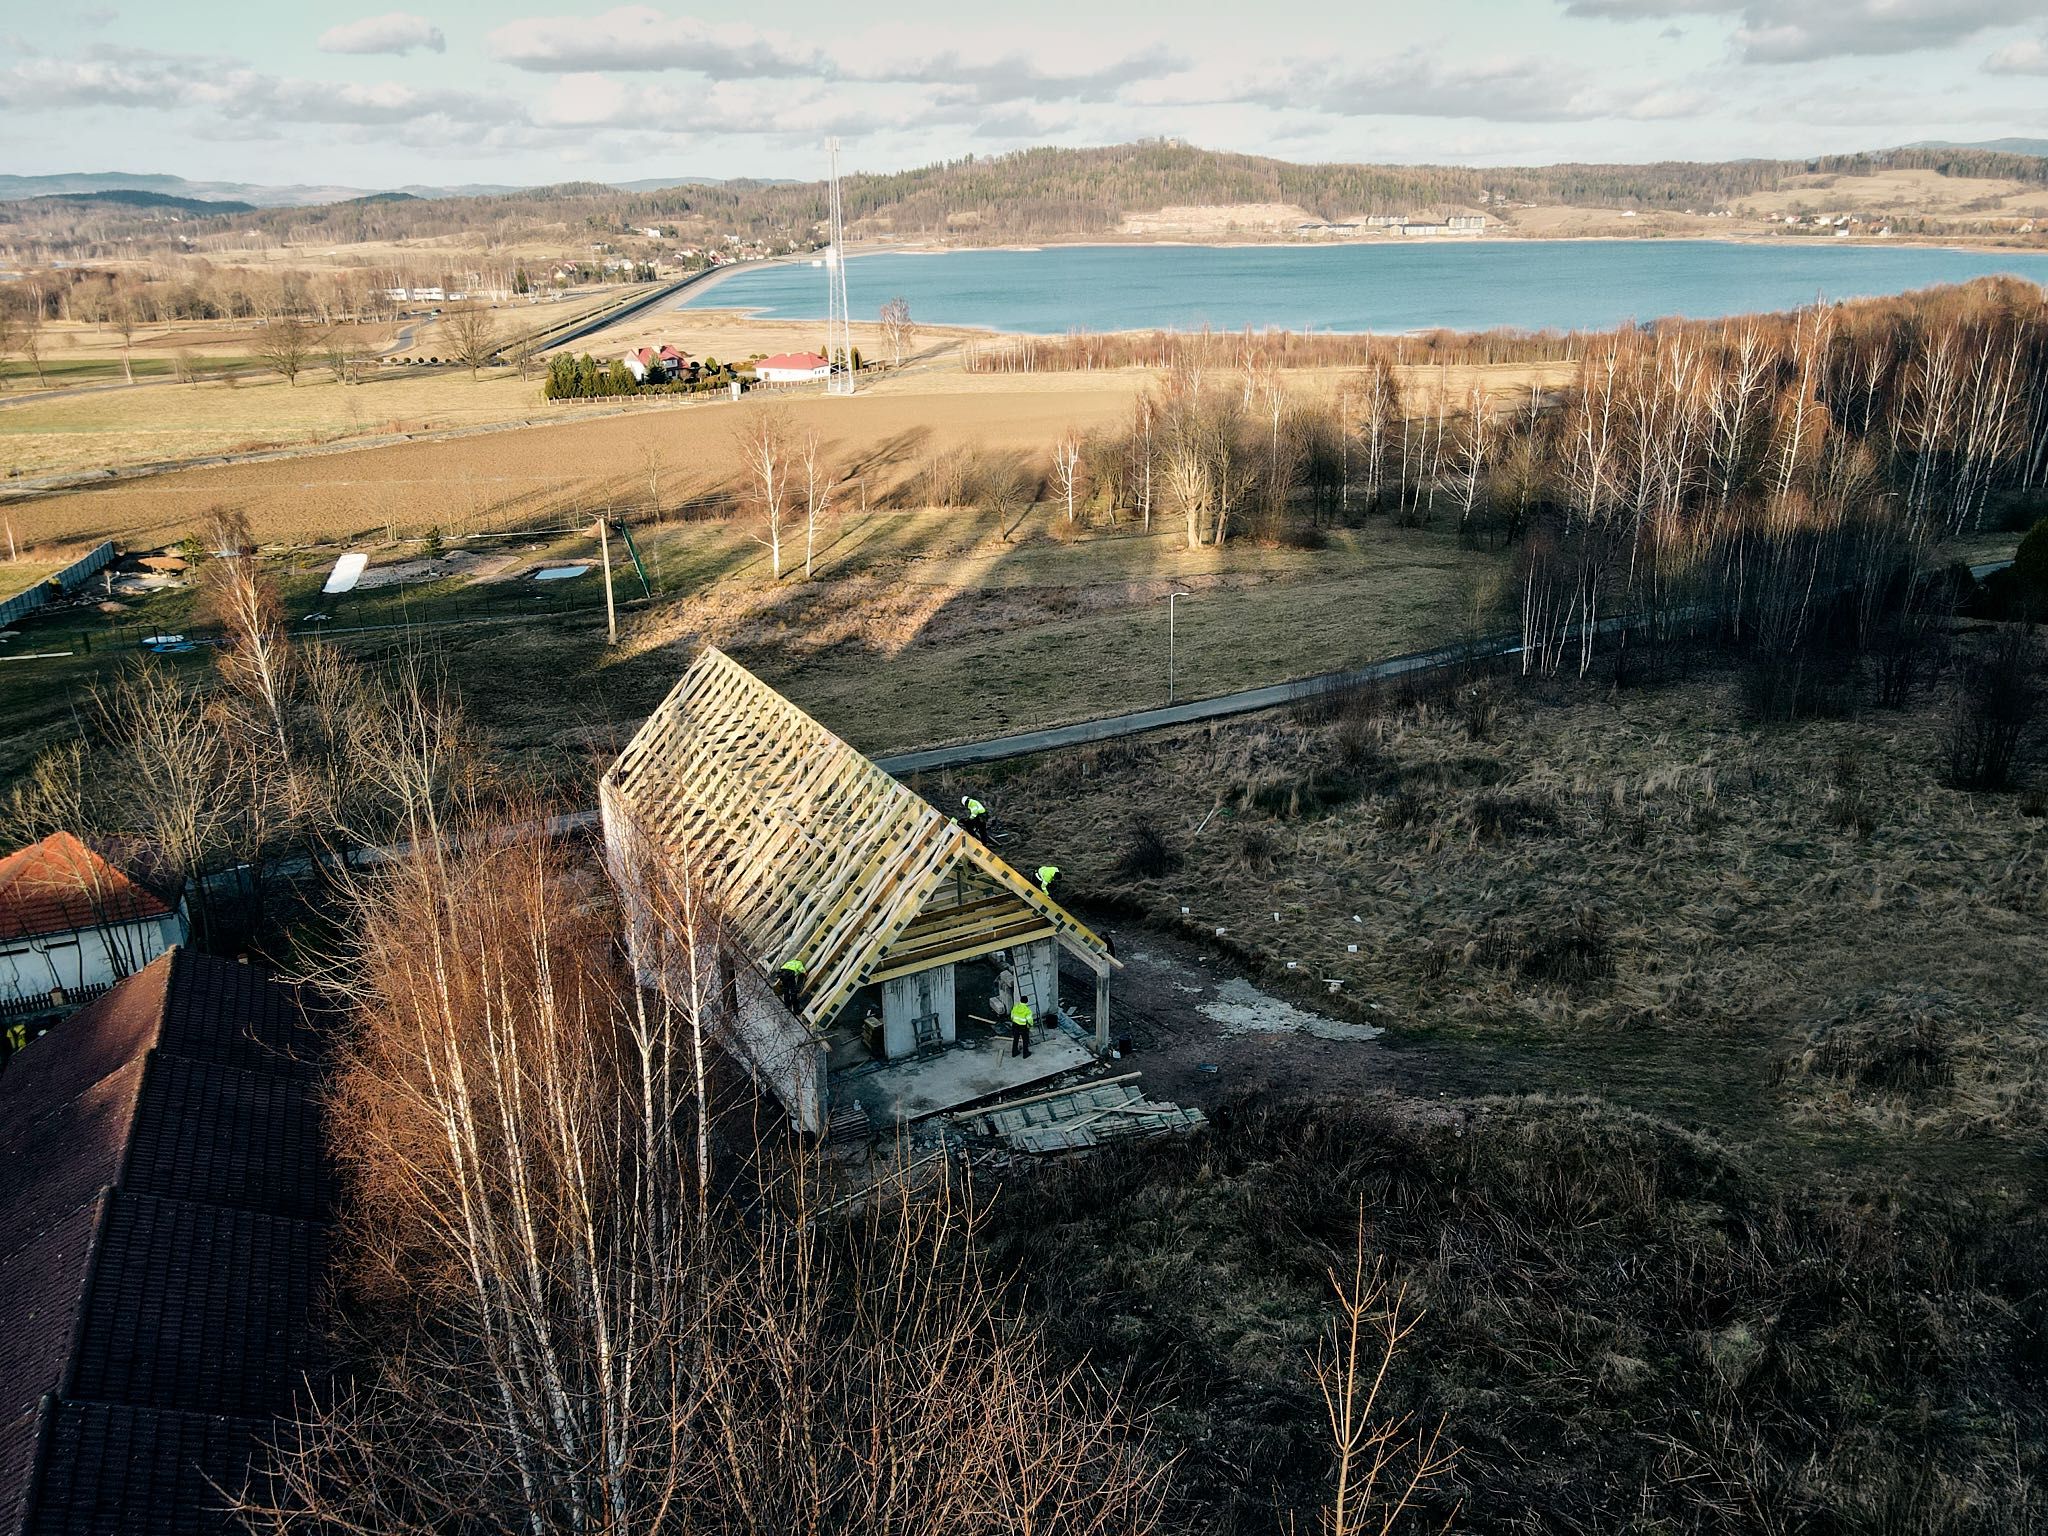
[0,833,188,1008]
[754,351,832,383]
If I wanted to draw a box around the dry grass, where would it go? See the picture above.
[0,367,597,481]
[970,668,2048,1169]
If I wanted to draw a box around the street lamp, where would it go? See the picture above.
[1159,588,1192,704]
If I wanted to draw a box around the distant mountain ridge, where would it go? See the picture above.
[0,171,789,207]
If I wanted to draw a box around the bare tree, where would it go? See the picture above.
[21,320,46,389]
[255,315,319,387]
[1313,1236,1458,1536]
[1051,431,1085,525]
[799,427,831,578]
[111,300,138,384]
[638,441,667,520]
[444,302,500,379]
[739,407,794,579]
[203,509,294,759]
[879,295,915,367]
[240,821,1171,1536]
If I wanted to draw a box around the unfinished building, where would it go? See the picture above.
[601,647,1119,1134]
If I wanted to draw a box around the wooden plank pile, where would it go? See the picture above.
[955,1074,1206,1154]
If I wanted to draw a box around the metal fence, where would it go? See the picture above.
[0,540,116,627]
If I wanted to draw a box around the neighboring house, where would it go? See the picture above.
[754,351,831,383]
[0,948,335,1536]
[657,344,695,378]
[622,346,660,382]
[0,833,187,1012]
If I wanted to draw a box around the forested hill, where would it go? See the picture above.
[16,140,2048,258]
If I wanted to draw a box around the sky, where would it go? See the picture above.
[4,1,2048,189]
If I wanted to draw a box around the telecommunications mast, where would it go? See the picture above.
[825,136,854,396]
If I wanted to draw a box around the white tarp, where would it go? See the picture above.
[322,552,369,595]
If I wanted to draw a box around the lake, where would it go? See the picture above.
[678,240,2048,335]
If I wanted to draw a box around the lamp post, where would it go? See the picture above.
[1159,588,1192,704]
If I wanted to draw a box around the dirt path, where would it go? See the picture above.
[1068,920,1472,1113]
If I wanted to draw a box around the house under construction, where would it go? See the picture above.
[601,647,1120,1134]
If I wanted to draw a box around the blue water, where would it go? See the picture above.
[679,241,2048,335]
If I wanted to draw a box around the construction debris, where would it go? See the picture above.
[953,1073,1206,1154]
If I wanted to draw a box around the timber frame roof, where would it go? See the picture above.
[602,647,1115,1031]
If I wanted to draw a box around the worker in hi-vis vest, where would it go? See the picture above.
[776,957,805,1010]
[1008,997,1035,1058]
[1036,864,1060,901]
[960,796,988,840]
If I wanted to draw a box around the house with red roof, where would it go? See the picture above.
[754,351,831,383]
[0,833,188,1019]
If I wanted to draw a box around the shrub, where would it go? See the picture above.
[1114,821,1181,880]
[1945,624,2039,790]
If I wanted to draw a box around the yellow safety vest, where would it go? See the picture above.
[1009,1000,1034,1030]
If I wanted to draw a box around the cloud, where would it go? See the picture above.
[488,8,817,76]
[1985,35,2048,71]
[491,8,1178,106]
[1561,1,2048,63]
[0,44,509,136]
[1172,50,1711,124]
[318,12,447,56]
[79,6,118,26]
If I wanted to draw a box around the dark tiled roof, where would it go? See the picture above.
[0,949,334,1536]
[69,1194,329,1419]
[24,1403,262,1536]
[122,1058,331,1221]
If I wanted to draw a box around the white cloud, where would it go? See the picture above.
[1985,35,2048,71]
[318,13,446,57]
[489,8,817,76]
[1562,1,2048,63]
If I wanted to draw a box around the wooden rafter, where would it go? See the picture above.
[604,647,1116,1033]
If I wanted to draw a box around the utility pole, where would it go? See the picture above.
[1159,588,1191,704]
[597,516,617,644]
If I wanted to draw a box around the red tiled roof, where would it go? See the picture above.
[0,834,174,943]
[756,352,827,370]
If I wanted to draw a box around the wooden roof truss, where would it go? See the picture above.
[604,647,1116,1032]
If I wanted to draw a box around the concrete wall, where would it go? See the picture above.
[879,964,955,1059]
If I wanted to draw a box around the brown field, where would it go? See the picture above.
[1,351,1582,559]
[1,367,598,481]
[3,376,1146,551]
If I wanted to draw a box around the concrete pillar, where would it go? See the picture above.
[1094,970,1111,1055]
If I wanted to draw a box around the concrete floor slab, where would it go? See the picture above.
[833,1027,1094,1127]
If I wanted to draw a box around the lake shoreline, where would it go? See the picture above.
[678,238,2048,340]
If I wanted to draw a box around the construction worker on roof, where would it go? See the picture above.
[1036,864,1060,901]
[776,957,805,1010]
[960,795,988,840]
[1008,996,1035,1058]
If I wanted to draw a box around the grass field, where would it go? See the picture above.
[967,665,2047,1179]
[0,366,607,480]
[965,666,2048,1532]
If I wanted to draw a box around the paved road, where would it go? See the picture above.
[536,267,728,351]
